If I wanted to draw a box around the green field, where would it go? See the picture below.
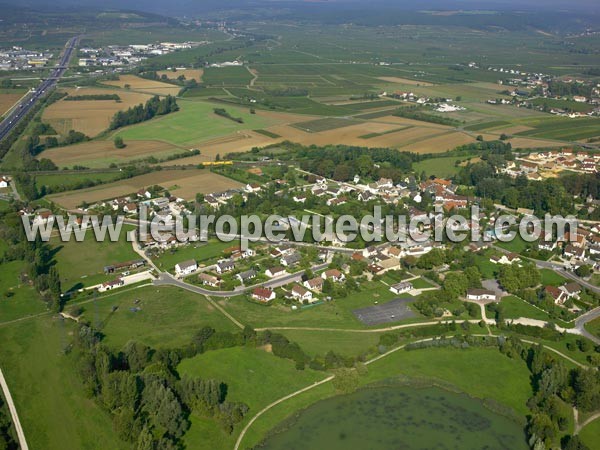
[579,417,600,450]
[584,317,600,339]
[51,225,138,291]
[0,317,128,450]
[115,100,277,145]
[413,155,469,178]
[292,117,358,132]
[539,268,568,287]
[178,347,325,450]
[516,117,600,141]
[500,295,551,321]
[152,240,235,272]
[0,261,48,324]
[86,285,239,349]
[464,120,511,131]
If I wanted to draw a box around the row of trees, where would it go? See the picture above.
[109,96,179,130]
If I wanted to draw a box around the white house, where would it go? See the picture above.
[215,260,235,274]
[266,266,287,278]
[198,273,220,287]
[321,269,345,282]
[466,288,496,301]
[390,282,413,295]
[490,253,521,265]
[175,260,198,276]
[291,285,313,302]
[98,278,124,292]
[0,176,10,188]
[252,287,276,302]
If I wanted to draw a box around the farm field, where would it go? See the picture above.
[41,139,184,168]
[413,155,475,178]
[42,87,152,137]
[101,74,181,96]
[156,68,203,82]
[402,130,474,153]
[0,89,25,115]
[35,171,123,189]
[115,100,279,145]
[48,169,242,209]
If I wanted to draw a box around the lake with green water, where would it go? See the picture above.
[258,386,527,450]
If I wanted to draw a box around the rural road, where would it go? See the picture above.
[0,368,28,450]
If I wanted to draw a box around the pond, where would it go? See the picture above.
[258,386,527,450]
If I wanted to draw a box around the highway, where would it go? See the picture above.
[0,36,79,142]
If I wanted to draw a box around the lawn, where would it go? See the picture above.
[115,99,277,145]
[0,317,128,450]
[411,277,436,289]
[496,235,530,254]
[500,295,551,321]
[413,156,466,178]
[579,417,600,450]
[584,317,600,339]
[539,268,568,287]
[51,225,139,292]
[86,285,239,349]
[178,347,325,450]
[152,240,236,272]
[277,329,383,357]
[0,261,48,324]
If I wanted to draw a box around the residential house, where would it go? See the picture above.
[490,253,521,265]
[175,260,198,276]
[291,285,313,302]
[545,285,566,305]
[564,245,585,261]
[560,282,581,299]
[99,278,124,292]
[293,194,307,203]
[390,282,413,295]
[266,266,287,278]
[237,269,257,284]
[123,203,138,214]
[0,176,10,188]
[358,191,375,202]
[466,288,497,301]
[304,277,324,292]
[198,273,221,287]
[281,252,301,267]
[321,269,345,282]
[251,287,276,302]
[215,260,235,274]
[245,183,262,193]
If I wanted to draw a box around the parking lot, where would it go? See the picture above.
[353,297,416,326]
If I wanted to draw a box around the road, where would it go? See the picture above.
[153,262,329,297]
[0,368,28,450]
[0,36,79,142]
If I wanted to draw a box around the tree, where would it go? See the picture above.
[575,265,591,278]
[114,136,126,148]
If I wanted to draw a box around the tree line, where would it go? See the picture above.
[109,96,178,131]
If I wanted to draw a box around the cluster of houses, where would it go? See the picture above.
[502,149,600,180]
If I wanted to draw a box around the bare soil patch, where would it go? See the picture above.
[43,88,151,137]
[101,74,181,96]
[42,139,182,168]
[49,170,242,209]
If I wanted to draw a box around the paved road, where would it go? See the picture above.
[574,306,600,345]
[0,36,78,142]
[0,368,28,450]
[153,263,329,297]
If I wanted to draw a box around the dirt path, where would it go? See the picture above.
[574,408,600,434]
[0,368,29,450]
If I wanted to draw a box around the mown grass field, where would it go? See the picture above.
[51,225,138,292]
[579,417,600,450]
[115,100,278,145]
[152,240,236,272]
[584,317,600,339]
[539,268,568,287]
[178,347,325,450]
[413,155,467,178]
[35,171,123,189]
[0,317,128,450]
[86,285,239,349]
[499,295,551,321]
[0,261,48,323]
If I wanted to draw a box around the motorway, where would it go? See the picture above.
[0,36,79,142]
